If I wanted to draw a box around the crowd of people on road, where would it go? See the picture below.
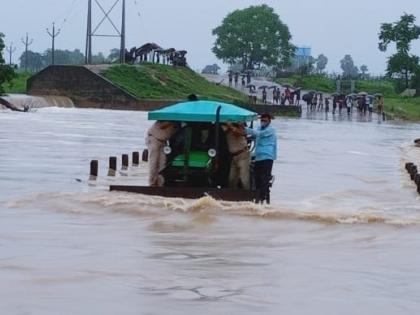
[304,92,385,116]
[228,71,252,88]
[227,71,303,106]
[224,71,385,119]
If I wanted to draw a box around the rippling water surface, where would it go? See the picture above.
[1,107,420,314]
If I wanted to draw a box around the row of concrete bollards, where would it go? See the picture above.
[90,151,143,178]
[405,162,420,194]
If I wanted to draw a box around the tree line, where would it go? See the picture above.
[16,48,122,72]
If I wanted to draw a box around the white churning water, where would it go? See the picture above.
[1,94,74,111]
[0,107,420,314]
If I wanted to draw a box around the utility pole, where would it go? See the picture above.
[85,0,92,64]
[120,0,126,63]
[21,33,34,72]
[5,42,16,65]
[46,22,61,65]
[85,0,126,65]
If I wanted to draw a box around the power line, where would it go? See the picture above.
[21,33,34,71]
[46,23,61,65]
[5,42,16,65]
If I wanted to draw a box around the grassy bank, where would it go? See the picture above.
[102,64,247,104]
[385,97,420,121]
[275,75,335,92]
[3,72,31,94]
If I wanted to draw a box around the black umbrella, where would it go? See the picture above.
[246,84,256,89]
[269,85,279,89]
[258,85,268,89]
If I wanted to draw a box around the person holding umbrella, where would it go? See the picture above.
[234,72,239,87]
[285,86,292,105]
[228,71,233,87]
[258,86,268,104]
[272,87,278,104]
[294,88,301,105]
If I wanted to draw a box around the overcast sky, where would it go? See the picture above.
[2,0,420,75]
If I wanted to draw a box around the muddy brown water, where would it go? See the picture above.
[1,107,419,314]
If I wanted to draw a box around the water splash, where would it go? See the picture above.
[6,190,420,226]
[1,94,74,111]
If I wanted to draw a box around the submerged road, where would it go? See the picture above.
[0,107,419,314]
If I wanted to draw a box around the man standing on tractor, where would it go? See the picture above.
[245,113,277,203]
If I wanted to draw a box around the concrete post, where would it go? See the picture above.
[122,154,129,169]
[108,156,117,176]
[132,151,139,165]
[90,160,98,177]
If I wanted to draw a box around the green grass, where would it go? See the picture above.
[3,72,32,94]
[355,80,396,97]
[275,75,335,92]
[102,64,247,104]
[384,97,420,121]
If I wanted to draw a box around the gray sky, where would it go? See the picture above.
[2,0,420,75]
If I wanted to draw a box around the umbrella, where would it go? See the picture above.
[148,100,258,123]
[347,93,357,98]
[269,85,278,89]
[358,91,368,96]
[258,85,268,89]
[246,84,256,89]
[330,92,340,96]
[294,87,302,91]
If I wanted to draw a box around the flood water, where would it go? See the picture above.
[1,107,419,314]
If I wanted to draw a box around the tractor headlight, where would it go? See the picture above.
[163,146,172,155]
[208,148,217,157]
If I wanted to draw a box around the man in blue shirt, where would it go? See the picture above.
[246,113,277,203]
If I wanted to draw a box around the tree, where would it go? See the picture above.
[201,64,220,75]
[379,13,420,88]
[387,52,419,88]
[18,50,44,72]
[212,5,295,71]
[298,56,315,75]
[108,48,120,63]
[44,49,84,65]
[360,65,369,79]
[340,55,359,78]
[0,33,16,95]
[315,54,328,74]
[92,52,106,64]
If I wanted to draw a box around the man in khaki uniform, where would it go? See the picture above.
[146,121,177,186]
[224,123,250,190]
